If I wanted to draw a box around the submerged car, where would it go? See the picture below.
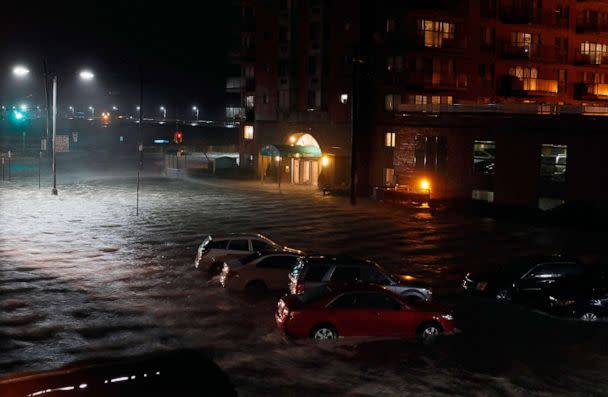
[462,255,585,302]
[194,234,302,277]
[275,284,454,343]
[220,251,303,292]
[544,269,608,321]
[289,255,432,301]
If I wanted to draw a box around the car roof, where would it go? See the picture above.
[209,233,273,241]
[304,255,376,267]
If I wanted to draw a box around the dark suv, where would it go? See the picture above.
[289,255,432,301]
[462,255,586,303]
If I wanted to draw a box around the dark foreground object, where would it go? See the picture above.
[0,349,237,397]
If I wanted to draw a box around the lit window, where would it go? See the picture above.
[340,94,348,104]
[386,18,396,33]
[244,125,254,140]
[245,95,254,109]
[419,19,454,48]
[384,168,395,186]
[580,41,608,64]
[385,132,396,147]
[385,94,399,111]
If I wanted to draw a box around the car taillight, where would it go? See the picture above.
[295,284,305,294]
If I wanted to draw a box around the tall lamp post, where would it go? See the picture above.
[160,106,167,119]
[192,106,199,121]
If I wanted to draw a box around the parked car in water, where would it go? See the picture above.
[275,283,454,343]
[289,255,433,302]
[194,234,302,277]
[462,255,586,303]
[220,251,303,292]
[543,269,608,322]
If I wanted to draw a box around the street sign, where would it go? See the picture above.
[55,135,70,153]
[72,132,78,143]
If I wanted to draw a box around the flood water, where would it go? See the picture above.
[1,163,607,396]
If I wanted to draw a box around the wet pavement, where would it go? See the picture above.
[1,165,608,396]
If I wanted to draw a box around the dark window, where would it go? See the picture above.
[278,62,288,77]
[359,293,402,309]
[415,135,448,172]
[207,240,229,249]
[257,255,299,269]
[279,26,289,43]
[308,56,317,75]
[252,240,274,251]
[307,90,316,108]
[330,267,362,282]
[310,22,321,41]
[365,268,392,285]
[228,239,249,251]
[303,265,330,281]
[264,31,272,40]
[327,293,358,309]
[527,262,582,278]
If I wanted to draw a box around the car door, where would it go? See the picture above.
[325,293,377,337]
[359,292,412,337]
[516,262,581,300]
[328,266,363,284]
[255,255,299,290]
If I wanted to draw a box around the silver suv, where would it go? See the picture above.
[289,255,432,301]
[195,234,302,277]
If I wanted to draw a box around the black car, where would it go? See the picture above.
[544,269,608,322]
[462,256,586,303]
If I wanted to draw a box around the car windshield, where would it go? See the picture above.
[239,252,262,265]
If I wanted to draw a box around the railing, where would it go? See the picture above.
[395,103,608,116]
[393,71,468,89]
[575,82,608,99]
[499,6,568,27]
[574,51,608,65]
[499,42,565,62]
[512,78,559,94]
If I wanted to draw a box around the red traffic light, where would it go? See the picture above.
[174,131,183,143]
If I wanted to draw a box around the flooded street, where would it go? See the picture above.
[1,170,607,396]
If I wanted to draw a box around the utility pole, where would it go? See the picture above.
[51,76,58,195]
[350,49,362,206]
[136,65,144,216]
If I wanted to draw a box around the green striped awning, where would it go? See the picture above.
[260,144,322,158]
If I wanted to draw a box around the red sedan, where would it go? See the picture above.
[275,284,455,343]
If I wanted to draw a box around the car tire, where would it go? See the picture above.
[417,322,442,345]
[245,280,267,295]
[580,312,599,322]
[495,289,512,302]
[310,324,338,341]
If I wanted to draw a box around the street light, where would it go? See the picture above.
[68,106,74,115]
[192,106,199,120]
[12,65,30,78]
[79,70,95,81]
[88,106,95,117]
[112,106,118,111]
[160,106,166,119]
[19,103,28,112]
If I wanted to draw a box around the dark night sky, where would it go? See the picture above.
[0,1,234,119]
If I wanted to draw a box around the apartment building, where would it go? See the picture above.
[233,0,608,209]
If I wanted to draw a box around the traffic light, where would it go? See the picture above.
[9,110,26,124]
[174,131,183,144]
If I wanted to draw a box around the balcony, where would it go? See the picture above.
[575,51,608,65]
[399,71,468,90]
[576,17,608,33]
[500,75,558,96]
[387,31,467,51]
[499,6,543,24]
[499,42,567,62]
[575,82,608,100]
